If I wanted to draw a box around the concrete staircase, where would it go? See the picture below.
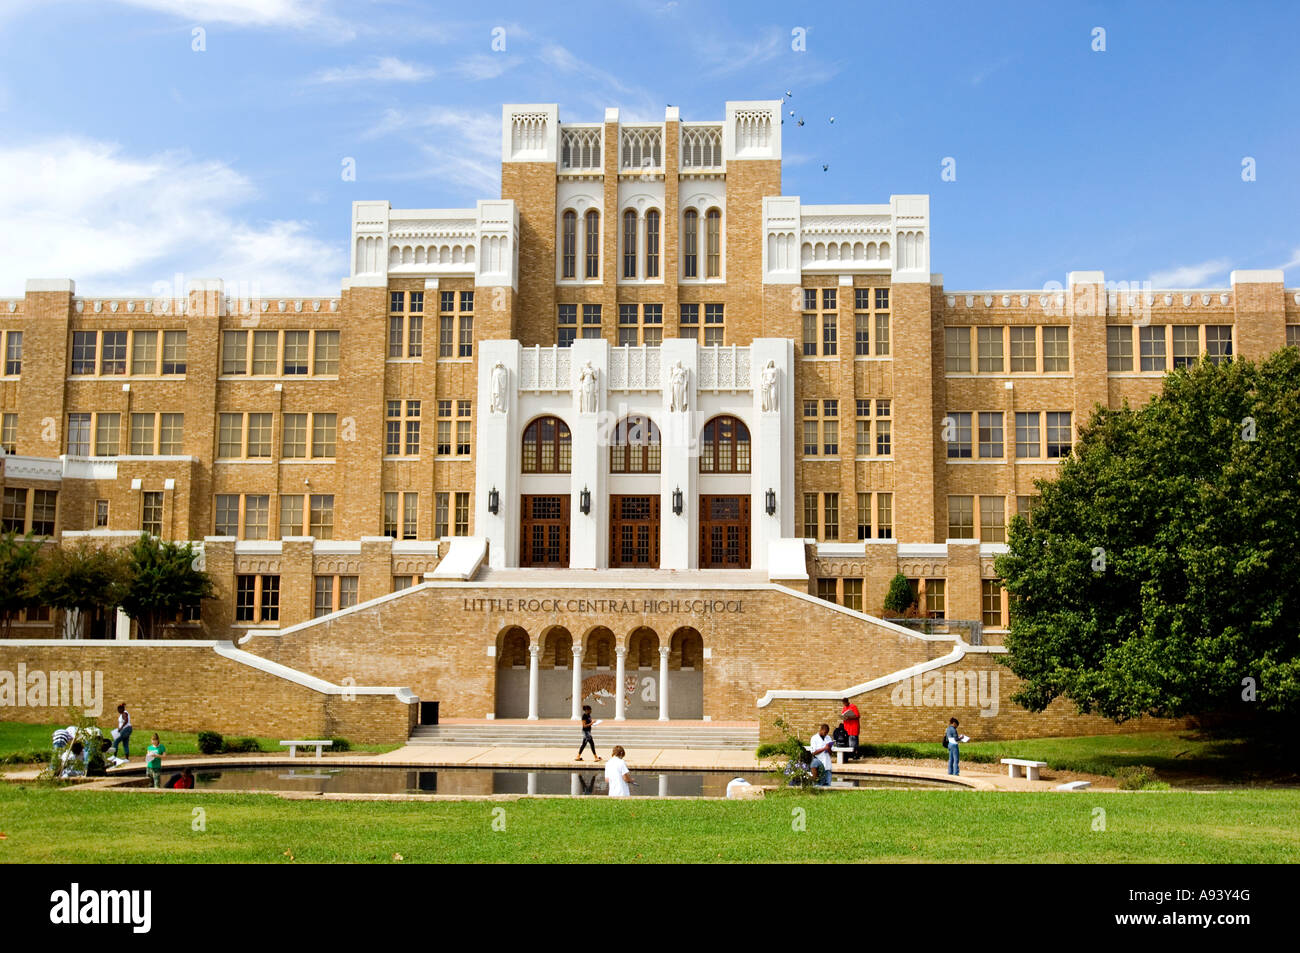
[409,722,759,751]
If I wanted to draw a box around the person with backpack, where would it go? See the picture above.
[944,717,961,775]
[111,702,133,760]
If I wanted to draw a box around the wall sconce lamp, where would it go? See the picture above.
[765,488,777,516]
[580,486,591,515]
[488,486,499,515]
[672,486,683,516]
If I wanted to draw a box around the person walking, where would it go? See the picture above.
[604,745,633,797]
[945,717,961,775]
[810,723,834,787]
[112,702,133,760]
[840,698,861,760]
[576,705,600,762]
[146,733,166,788]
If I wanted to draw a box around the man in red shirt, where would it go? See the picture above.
[840,698,861,760]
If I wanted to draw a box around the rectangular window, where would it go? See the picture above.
[1107,325,1133,371]
[279,495,304,537]
[31,490,56,536]
[822,288,836,310]
[311,413,337,458]
[438,312,454,358]
[454,492,470,536]
[1042,326,1070,372]
[875,313,891,356]
[2,487,26,533]
[822,399,838,455]
[948,496,975,539]
[581,304,602,339]
[141,491,163,535]
[854,314,870,355]
[406,401,421,456]
[618,304,639,347]
[410,291,425,314]
[977,327,1004,372]
[645,211,660,278]
[705,211,721,278]
[94,413,120,456]
[131,330,158,375]
[822,311,838,356]
[643,303,663,346]
[71,331,97,375]
[803,493,818,539]
[561,213,576,279]
[456,400,471,455]
[876,418,892,456]
[458,314,473,358]
[313,330,339,374]
[1046,412,1072,458]
[816,579,838,604]
[1287,325,1300,349]
[1205,325,1233,365]
[393,575,415,592]
[158,414,184,455]
[945,327,971,372]
[436,401,451,455]
[980,496,1005,543]
[857,493,871,540]
[243,495,269,540]
[823,492,839,541]
[252,330,277,375]
[946,411,971,459]
[855,402,871,457]
[215,495,240,536]
[877,493,893,539]
[283,330,310,375]
[390,292,405,314]
[623,212,637,278]
[403,492,418,540]
[925,579,946,620]
[435,492,449,537]
[1140,326,1166,371]
[4,330,21,375]
[235,574,279,623]
[1009,326,1036,372]
[314,576,335,618]
[282,413,307,458]
[978,411,1003,458]
[703,304,724,346]
[802,401,818,456]
[1016,495,1040,522]
[383,492,399,538]
[161,330,187,374]
[100,331,127,375]
[67,413,91,456]
[876,288,890,310]
[585,213,600,278]
[392,314,408,359]
[1172,325,1198,368]
[222,330,247,375]
[802,312,817,356]
[842,578,863,612]
[982,580,1003,627]
[678,304,699,343]
[557,304,578,347]
[683,213,698,278]
[1,413,16,453]
[95,499,109,528]
[129,413,155,455]
[309,494,334,539]
[1015,411,1040,458]
[247,413,272,457]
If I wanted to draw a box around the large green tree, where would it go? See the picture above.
[0,532,44,637]
[118,535,214,639]
[995,348,1300,720]
[31,543,128,639]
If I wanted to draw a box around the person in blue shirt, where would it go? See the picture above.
[945,718,961,775]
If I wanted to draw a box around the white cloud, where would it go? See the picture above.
[1148,258,1233,288]
[108,0,327,27]
[538,43,661,119]
[451,54,518,82]
[1274,248,1300,273]
[363,107,501,197]
[312,56,434,84]
[0,138,345,296]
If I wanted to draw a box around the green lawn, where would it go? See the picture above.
[0,722,400,762]
[1,783,1296,863]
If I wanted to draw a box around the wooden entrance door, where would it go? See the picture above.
[520,495,570,567]
[698,495,750,568]
[609,495,660,568]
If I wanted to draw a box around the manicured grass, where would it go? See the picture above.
[853,731,1291,786]
[0,722,400,762]
[0,783,1296,863]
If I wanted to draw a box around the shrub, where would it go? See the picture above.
[1115,765,1161,790]
[883,573,915,616]
[328,738,351,753]
[1,750,51,765]
[222,737,261,753]
[763,718,817,790]
[196,731,224,755]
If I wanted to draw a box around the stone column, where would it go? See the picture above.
[658,773,669,798]
[571,773,581,796]
[615,646,627,721]
[527,771,538,795]
[527,644,540,720]
[570,646,583,720]
[658,646,671,721]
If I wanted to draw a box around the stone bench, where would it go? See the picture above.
[1001,758,1049,781]
[1055,780,1091,791]
[832,746,855,764]
[280,740,333,758]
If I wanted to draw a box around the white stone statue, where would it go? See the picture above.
[761,360,780,413]
[490,362,509,415]
[578,361,598,414]
[669,361,689,413]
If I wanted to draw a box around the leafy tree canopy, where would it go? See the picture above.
[117,535,215,639]
[995,348,1300,720]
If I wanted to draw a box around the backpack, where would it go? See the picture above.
[941,734,949,748]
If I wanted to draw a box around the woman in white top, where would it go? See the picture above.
[603,746,633,797]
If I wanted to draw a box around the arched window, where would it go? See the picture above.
[683,209,699,278]
[699,415,750,473]
[705,208,721,278]
[645,209,660,278]
[609,415,661,473]
[622,210,638,279]
[584,210,600,278]
[522,416,572,473]
[561,211,577,279]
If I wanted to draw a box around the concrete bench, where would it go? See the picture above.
[832,746,856,764]
[280,740,333,758]
[1055,780,1091,791]
[1002,758,1049,781]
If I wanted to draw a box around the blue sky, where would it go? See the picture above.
[1,0,1297,295]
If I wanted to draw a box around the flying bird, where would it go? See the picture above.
[829,116,836,124]
[786,89,793,97]
[822,164,829,172]
[797,117,805,126]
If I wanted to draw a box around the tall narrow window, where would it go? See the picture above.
[4,330,21,375]
[101,331,127,375]
[705,208,721,278]
[132,330,158,375]
[645,210,660,278]
[558,304,577,347]
[1042,326,1070,372]
[561,210,577,279]
[876,493,893,539]
[584,210,600,278]
[683,209,698,278]
[141,491,163,536]
[622,210,638,279]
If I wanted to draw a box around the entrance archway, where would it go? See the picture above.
[493,626,530,719]
[538,626,574,718]
[669,627,705,719]
[625,627,662,718]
